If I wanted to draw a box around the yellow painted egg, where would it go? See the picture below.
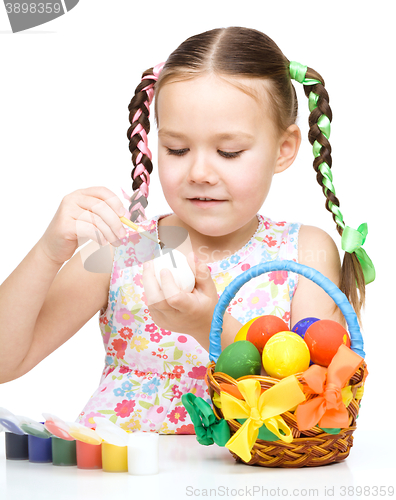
[233,317,258,342]
[262,331,310,379]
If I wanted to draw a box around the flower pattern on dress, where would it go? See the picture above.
[76,212,301,434]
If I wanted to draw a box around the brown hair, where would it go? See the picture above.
[126,26,366,326]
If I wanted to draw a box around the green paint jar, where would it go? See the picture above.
[51,437,77,466]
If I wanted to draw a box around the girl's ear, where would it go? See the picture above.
[274,124,302,174]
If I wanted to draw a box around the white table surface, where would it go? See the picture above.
[1,430,395,500]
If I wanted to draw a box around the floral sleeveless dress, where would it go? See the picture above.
[76,213,302,434]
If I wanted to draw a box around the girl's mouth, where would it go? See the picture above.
[189,199,226,208]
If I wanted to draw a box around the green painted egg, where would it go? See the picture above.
[215,340,262,379]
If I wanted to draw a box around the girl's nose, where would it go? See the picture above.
[186,152,217,184]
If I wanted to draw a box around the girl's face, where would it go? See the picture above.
[156,73,299,252]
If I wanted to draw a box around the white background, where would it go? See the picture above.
[0,0,392,448]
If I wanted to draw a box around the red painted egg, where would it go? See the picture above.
[246,315,289,354]
[304,319,351,367]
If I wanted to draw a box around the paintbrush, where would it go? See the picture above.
[119,216,164,248]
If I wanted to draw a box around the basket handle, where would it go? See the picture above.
[209,260,364,363]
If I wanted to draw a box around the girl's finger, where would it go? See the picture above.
[74,219,109,247]
[78,186,126,217]
[142,260,167,308]
[159,268,188,312]
[75,193,126,242]
[75,209,123,246]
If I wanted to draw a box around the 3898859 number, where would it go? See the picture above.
[5,3,62,14]
[340,485,394,496]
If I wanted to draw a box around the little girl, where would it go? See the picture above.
[0,27,374,435]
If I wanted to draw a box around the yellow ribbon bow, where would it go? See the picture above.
[220,376,306,463]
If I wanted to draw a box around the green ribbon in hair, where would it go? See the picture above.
[289,61,322,86]
[289,61,329,152]
[290,61,376,286]
[181,393,230,446]
[341,223,376,284]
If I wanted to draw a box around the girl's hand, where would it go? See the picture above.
[38,186,127,265]
[142,252,219,343]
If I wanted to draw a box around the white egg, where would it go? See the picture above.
[153,248,196,293]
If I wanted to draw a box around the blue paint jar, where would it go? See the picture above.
[28,434,52,463]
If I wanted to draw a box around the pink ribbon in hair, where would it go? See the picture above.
[120,187,147,222]
[131,62,165,199]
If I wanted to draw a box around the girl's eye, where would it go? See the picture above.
[165,148,243,159]
[165,148,188,156]
[219,150,243,159]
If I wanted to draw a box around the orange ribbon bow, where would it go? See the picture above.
[296,344,365,431]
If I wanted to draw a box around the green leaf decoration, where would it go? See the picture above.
[256,281,270,288]
[121,284,135,296]
[161,386,175,400]
[270,282,278,299]
[174,346,183,360]
[160,342,176,348]
[139,401,154,410]
[154,394,160,406]
[98,410,116,415]
[109,415,118,424]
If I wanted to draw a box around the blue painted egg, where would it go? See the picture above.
[291,317,320,339]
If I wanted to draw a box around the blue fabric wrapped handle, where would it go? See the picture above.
[209,260,364,362]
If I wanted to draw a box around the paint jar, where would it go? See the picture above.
[101,442,128,473]
[51,436,77,466]
[20,421,52,440]
[5,432,29,460]
[76,440,102,469]
[128,431,159,475]
[68,422,104,469]
[0,409,29,460]
[43,415,74,441]
[28,434,52,463]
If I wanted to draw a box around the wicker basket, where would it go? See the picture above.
[206,259,367,468]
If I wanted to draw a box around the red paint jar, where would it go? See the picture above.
[76,440,102,469]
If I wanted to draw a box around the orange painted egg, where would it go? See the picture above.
[246,315,289,354]
[304,319,351,367]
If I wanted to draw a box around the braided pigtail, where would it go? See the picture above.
[125,63,165,222]
[289,62,375,327]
